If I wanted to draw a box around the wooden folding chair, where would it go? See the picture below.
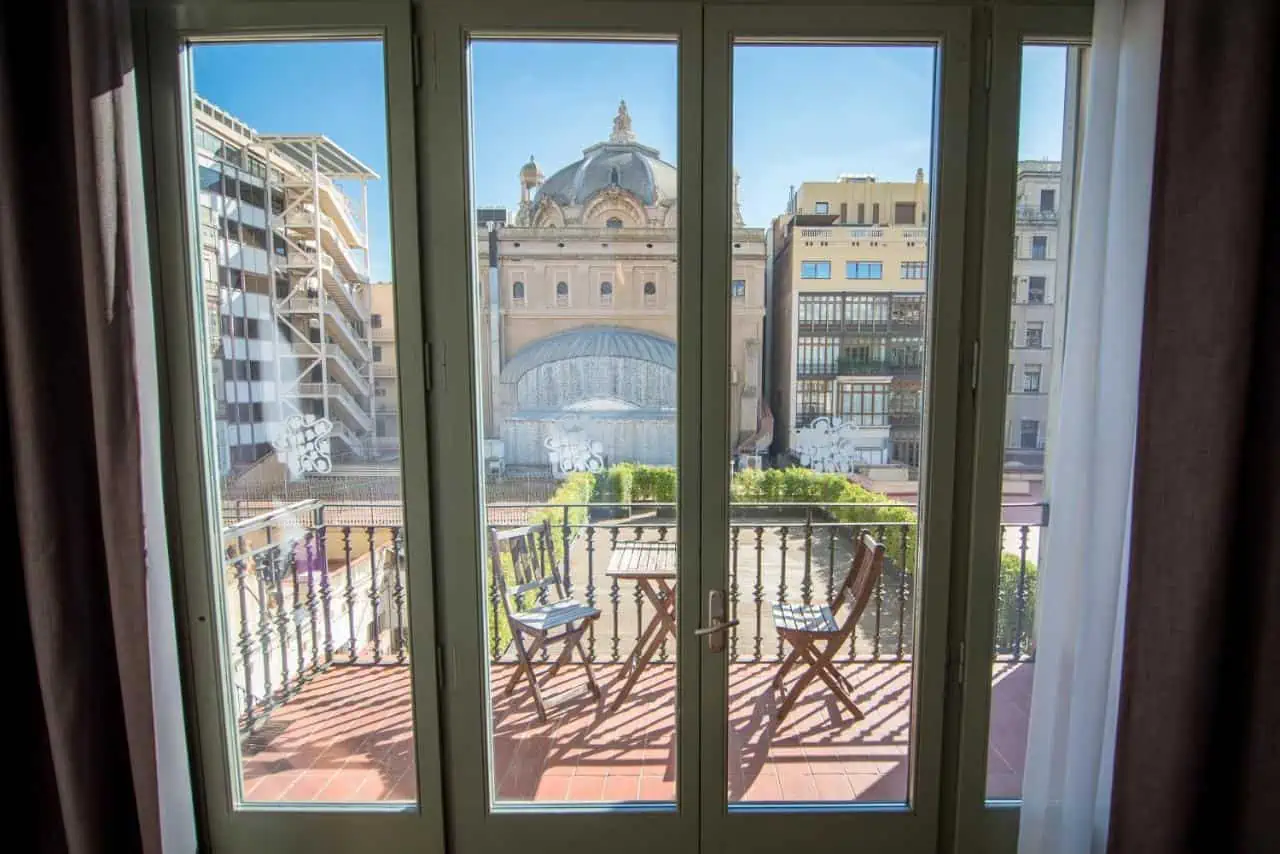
[490,520,601,721]
[771,530,886,723]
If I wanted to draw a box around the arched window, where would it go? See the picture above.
[606,216,624,228]
[609,166,620,184]
[512,280,525,303]
[555,280,569,307]
[643,280,657,306]
[600,281,613,306]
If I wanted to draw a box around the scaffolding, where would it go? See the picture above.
[254,133,378,461]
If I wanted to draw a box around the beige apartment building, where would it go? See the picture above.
[477,101,767,472]
[770,173,930,471]
[194,96,379,477]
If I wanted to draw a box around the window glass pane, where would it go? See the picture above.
[188,38,417,805]
[468,37,680,807]
[730,41,937,807]
[987,42,1082,803]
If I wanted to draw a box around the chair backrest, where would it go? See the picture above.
[488,520,563,617]
[832,530,887,636]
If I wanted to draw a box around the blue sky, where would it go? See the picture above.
[193,40,1065,281]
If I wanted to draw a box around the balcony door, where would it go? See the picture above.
[426,3,970,853]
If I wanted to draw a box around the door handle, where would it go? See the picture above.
[696,589,739,652]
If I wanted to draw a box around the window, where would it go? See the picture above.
[795,379,833,423]
[1023,364,1042,393]
[857,202,866,224]
[845,261,883,280]
[1031,235,1048,260]
[800,260,831,279]
[605,217,623,228]
[1028,275,1047,304]
[837,382,889,427]
[814,201,829,214]
[373,345,383,362]
[600,280,613,305]
[1009,321,1016,346]
[900,261,927,279]
[1020,418,1041,450]
[872,202,880,224]
[371,313,383,328]
[1025,321,1044,348]
[1040,188,1056,212]
[555,280,569,306]
[511,281,525,303]
[643,280,657,306]
[894,201,916,225]
[731,279,746,300]
[797,336,840,376]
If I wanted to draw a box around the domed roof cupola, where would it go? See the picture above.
[531,100,678,211]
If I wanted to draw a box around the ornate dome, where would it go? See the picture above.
[532,100,677,210]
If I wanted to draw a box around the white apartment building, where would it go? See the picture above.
[1006,160,1063,471]
[193,96,378,475]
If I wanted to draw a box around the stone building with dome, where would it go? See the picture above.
[477,101,768,473]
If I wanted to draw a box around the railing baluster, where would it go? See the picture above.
[801,515,814,606]
[488,525,501,660]
[729,526,740,660]
[235,559,255,728]
[609,527,621,661]
[827,527,836,605]
[585,525,597,660]
[305,530,319,673]
[561,505,572,596]
[873,525,886,659]
[368,526,381,664]
[276,549,292,700]
[658,524,670,662]
[776,527,789,660]
[256,555,274,715]
[291,547,305,688]
[343,526,357,662]
[896,526,909,658]
[318,522,333,666]
[393,526,407,663]
[753,526,764,662]
[1014,525,1030,659]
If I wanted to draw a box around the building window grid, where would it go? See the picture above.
[845,261,884,280]
[900,261,927,280]
[836,382,890,427]
[797,336,840,377]
[801,260,832,279]
[795,380,834,425]
[1023,364,1042,393]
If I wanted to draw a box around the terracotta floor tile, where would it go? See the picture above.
[602,775,641,801]
[236,661,1031,805]
[638,776,676,802]
[566,776,607,801]
[813,774,855,801]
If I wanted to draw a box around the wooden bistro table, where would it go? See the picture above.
[605,539,678,710]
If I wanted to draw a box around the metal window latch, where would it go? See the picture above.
[695,589,740,653]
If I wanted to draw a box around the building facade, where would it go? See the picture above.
[478,102,767,473]
[770,173,930,472]
[1006,160,1063,471]
[193,96,378,477]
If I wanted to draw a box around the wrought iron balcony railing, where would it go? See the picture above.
[221,498,1043,735]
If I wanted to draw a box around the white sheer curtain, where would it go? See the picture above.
[1017,0,1164,852]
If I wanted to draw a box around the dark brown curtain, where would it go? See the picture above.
[1109,2,1280,852]
[0,0,162,851]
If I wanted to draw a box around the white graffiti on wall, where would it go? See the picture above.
[544,417,605,476]
[273,414,334,477]
[793,417,873,474]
